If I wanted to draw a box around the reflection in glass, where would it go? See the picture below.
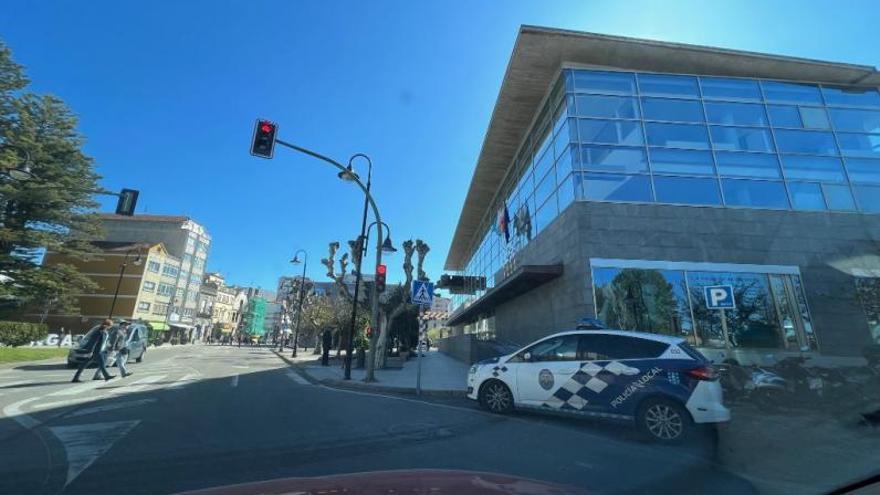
[781,156,846,182]
[687,271,782,349]
[710,126,775,152]
[645,122,710,149]
[579,145,648,173]
[699,77,762,101]
[761,80,823,104]
[837,132,880,158]
[722,179,790,209]
[715,152,781,178]
[578,119,644,146]
[653,176,721,205]
[854,185,880,213]
[829,108,880,133]
[649,149,715,175]
[579,173,653,202]
[572,70,636,95]
[593,268,695,342]
[822,86,880,108]
[773,129,839,155]
[788,182,826,211]
[705,102,768,126]
[638,73,700,97]
[575,95,640,119]
[822,184,856,211]
[641,98,704,122]
[844,158,880,184]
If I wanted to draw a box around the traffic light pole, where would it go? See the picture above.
[344,156,371,379]
[274,139,384,382]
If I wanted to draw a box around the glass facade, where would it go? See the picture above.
[452,68,880,312]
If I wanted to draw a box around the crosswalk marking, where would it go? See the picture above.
[67,398,157,418]
[108,374,166,394]
[286,371,310,386]
[34,397,94,410]
[50,380,107,397]
[167,373,199,390]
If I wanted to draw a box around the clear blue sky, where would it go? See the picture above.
[2,1,878,290]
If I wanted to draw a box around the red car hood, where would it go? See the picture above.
[175,469,593,495]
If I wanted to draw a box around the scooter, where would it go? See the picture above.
[717,359,787,411]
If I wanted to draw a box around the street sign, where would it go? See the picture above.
[704,285,735,309]
[411,280,434,307]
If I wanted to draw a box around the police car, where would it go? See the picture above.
[467,330,730,442]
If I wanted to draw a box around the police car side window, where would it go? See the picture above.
[523,336,579,362]
[579,335,668,360]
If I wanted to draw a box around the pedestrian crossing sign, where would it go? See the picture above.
[411,280,434,307]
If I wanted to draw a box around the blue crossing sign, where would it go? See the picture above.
[704,285,735,309]
[411,280,434,307]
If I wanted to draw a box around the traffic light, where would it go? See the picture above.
[376,264,387,293]
[115,188,139,216]
[250,119,278,159]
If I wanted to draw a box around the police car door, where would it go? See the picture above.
[513,334,581,407]
[577,334,663,415]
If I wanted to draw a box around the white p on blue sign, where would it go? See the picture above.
[704,285,735,309]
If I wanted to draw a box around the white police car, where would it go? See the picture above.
[467,330,730,442]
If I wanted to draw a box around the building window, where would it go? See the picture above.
[153,303,169,315]
[721,179,789,209]
[162,265,179,277]
[649,149,715,175]
[591,261,817,351]
[699,77,762,101]
[645,122,710,149]
[142,281,156,292]
[578,172,653,202]
[157,283,174,296]
[642,98,705,123]
[652,176,721,205]
[137,302,151,312]
[578,145,648,174]
[637,73,699,98]
[147,261,161,273]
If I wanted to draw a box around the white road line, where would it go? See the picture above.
[33,397,95,410]
[108,374,166,394]
[167,373,199,390]
[0,379,34,394]
[67,398,157,418]
[1,397,41,429]
[230,375,239,387]
[285,371,311,386]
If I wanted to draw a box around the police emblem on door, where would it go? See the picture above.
[539,369,554,390]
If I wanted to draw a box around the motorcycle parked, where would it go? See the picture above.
[717,359,787,411]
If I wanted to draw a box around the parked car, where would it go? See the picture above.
[67,321,150,368]
[467,330,730,442]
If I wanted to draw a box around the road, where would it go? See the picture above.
[0,344,756,495]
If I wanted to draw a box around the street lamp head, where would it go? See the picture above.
[6,162,37,182]
[381,235,397,254]
[337,164,359,182]
[290,255,302,265]
[132,253,143,266]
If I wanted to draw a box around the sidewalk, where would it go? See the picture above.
[277,349,469,397]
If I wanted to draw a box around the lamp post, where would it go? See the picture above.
[338,154,372,379]
[290,249,308,358]
[0,146,37,182]
[361,221,396,382]
[109,248,143,319]
[273,138,385,383]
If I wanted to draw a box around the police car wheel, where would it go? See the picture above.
[637,398,690,443]
[480,380,513,414]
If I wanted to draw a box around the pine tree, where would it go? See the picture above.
[0,41,102,318]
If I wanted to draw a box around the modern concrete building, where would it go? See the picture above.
[442,27,880,364]
[42,241,180,333]
[98,214,212,334]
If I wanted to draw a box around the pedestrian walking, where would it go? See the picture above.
[71,319,115,383]
[321,329,332,366]
[57,328,64,348]
[111,322,132,378]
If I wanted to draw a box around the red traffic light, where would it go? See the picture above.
[376,264,387,293]
[251,119,278,159]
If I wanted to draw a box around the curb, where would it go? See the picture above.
[271,349,467,398]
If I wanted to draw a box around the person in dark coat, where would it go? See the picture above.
[72,319,115,383]
[321,329,332,366]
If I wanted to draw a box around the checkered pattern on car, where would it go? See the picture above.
[542,361,640,411]
[491,365,508,378]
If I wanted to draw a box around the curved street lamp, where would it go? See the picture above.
[289,249,308,358]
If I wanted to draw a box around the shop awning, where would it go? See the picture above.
[147,321,169,331]
[169,323,195,331]
[446,264,564,327]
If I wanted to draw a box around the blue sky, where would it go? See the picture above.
[2,0,878,291]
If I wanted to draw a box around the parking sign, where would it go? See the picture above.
[704,285,735,309]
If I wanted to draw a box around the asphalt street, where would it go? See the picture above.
[0,344,756,495]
